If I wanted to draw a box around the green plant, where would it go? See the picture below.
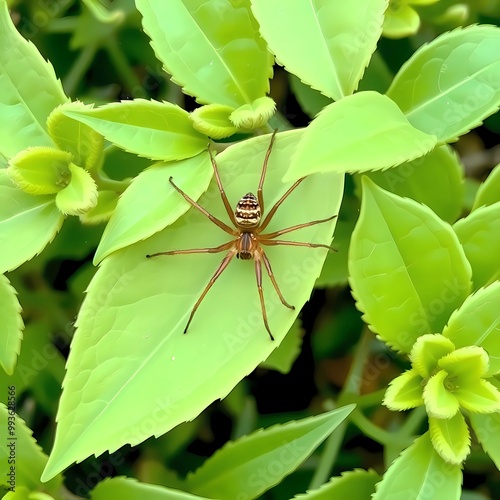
[1,0,500,499]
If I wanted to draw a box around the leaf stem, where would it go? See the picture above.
[63,42,99,96]
[104,37,143,96]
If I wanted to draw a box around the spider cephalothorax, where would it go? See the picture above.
[147,130,336,340]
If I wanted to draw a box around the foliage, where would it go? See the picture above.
[0,0,500,499]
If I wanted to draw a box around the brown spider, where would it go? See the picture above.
[147,131,337,340]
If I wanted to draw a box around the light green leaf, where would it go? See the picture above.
[261,320,302,374]
[469,412,500,469]
[47,102,104,171]
[472,163,500,209]
[383,369,424,411]
[410,334,455,379]
[0,274,23,375]
[438,346,489,379]
[362,144,464,223]
[423,369,460,419]
[81,0,125,24]
[372,432,462,500]
[0,171,63,273]
[0,403,61,494]
[55,163,98,215]
[454,378,500,414]
[63,100,207,161]
[429,412,470,465]
[387,25,500,143]
[93,152,212,264]
[349,177,472,353]
[190,104,237,139]
[285,92,436,181]
[0,0,68,158]
[442,281,500,376]
[454,202,500,289]
[251,0,388,101]
[186,406,355,500]
[42,130,343,480]
[136,0,272,107]
[229,96,276,130]
[8,147,73,194]
[289,75,332,119]
[293,469,380,499]
[383,3,420,39]
[91,476,211,500]
[79,190,119,225]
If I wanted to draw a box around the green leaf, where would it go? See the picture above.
[251,0,388,101]
[79,190,119,225]
[423,369,460,419]
[8,147,73,194]
[190,104,237,139]
[0,0,68,159]
[0,171,63,273]
[438,346,489,379]
[63,100,207,161]
[91,476,212,500]
[472,163,500,209]
[349,177,471,353]
[429,412,470,465]
[81,0,125,24]
[410,334,455,379]
[383,369,424,411]
[136,0,272,107]
[41,130,343,480]
[373,432,461,500]
[55,163,98,215]
[293,469,380,499]
[186,406,355,499]
[0,403,61,494]
[289,75,332,119]
[0,274,23,375]
[454,202,500,289]
[362,145,464,223]
[383,3,420,39]
[442,281,500,376]
[260,320,302,374]
[47,102,104,171]
[93,152,212,264]
[454,378,500,414]
[386,25,500,143]
[285,92,436,181]
[469,412,500,469]
[229,96,276,130]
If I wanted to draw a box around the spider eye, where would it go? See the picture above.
[235,193,261,227]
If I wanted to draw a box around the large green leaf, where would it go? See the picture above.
[293,469,380,499]
[251,0,388,101]
[472,163,500,209]
[285,92,436,181]
[136,0,272,107]
[42,130,343,480]
[362,144,464,223]
[0,404,61,494]
[0,274,23,375]
[63,100,207,161]
[349,178,472,353]
[469,411,500,470]
[91,477,212,500]
[94,152,213,264]
[0,0,68,158]
[454,202,500,289]
[0,171,63,273]
[442,281,500,377]
[186,406,354,500]
[372,433,462,499]
[387,25,500,143]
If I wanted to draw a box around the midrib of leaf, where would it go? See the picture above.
[307,0,343,98]
[404,61,499,122]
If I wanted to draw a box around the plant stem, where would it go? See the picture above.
[104,37,143,96]
[63,42,99,96]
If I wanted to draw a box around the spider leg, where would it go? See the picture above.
[254,255,275,341]
[260,250,295,310]
[208,146,239,227]
[169,176,237,235]
[261,239,337,252]
[183,247,238,334]
[146,240,234,258]
[257,129,278,215]
[258,177,306,233]
[260,215,337,240]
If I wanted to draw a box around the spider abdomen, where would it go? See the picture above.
[235,192,261,227]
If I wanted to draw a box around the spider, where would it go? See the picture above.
[146,131,337,341]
